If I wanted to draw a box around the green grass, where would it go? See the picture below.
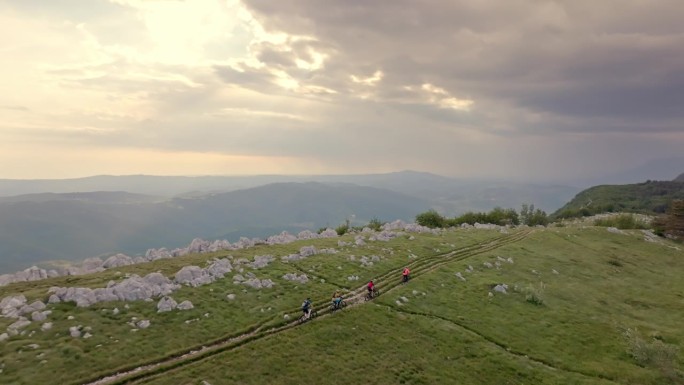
[1,227,683,384]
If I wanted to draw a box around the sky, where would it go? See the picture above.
[1,0,683,182]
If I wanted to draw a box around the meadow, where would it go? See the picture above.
[0,225,682,385]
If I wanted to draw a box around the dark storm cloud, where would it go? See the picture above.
[240,0,684,133]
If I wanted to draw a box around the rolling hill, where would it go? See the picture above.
[552,180,684,218]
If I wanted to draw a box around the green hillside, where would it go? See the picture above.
[553,181,684,218]
[1,225,682,385]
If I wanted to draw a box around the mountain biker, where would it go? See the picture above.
[402,267,410,283]
[367,280,375,298]
[302,297,313,319]
[331,291,343,309]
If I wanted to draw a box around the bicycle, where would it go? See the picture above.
[298,308,318,324]
[364,289,380,301]
[330,299,347,312]
[401,274,410,284]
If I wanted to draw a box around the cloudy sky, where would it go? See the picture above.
[1,0,682,182]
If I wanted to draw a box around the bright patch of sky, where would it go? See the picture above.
[0,0,683,182]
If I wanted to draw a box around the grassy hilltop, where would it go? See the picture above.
[0,225,682,385]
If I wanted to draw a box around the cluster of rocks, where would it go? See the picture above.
[40,257,232,309]
[382,220,441,234]
[0,266,60,287]
[1,295,52,337]
[157,297,193,312]
[0,221,446,288]
[282,273,309,284]
[232,273,275,289]
[347,275,360,281]
[359,255,381,267]
[174,258,233,287]
[0,229,343,287]
[280,246,337,262]
[48,272,180,307]
[249,255,275,269]
[459,223,508,231]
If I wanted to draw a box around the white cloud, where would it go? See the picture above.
[1,0,683,181]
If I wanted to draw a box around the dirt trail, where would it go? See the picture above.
[81,229,533,385]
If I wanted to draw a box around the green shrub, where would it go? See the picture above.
[335,224,350,236]
[415,210,446,228]
[524,283,545,306]
[367,217,384,231]
[594,214,649,229]
[624,328,680,381]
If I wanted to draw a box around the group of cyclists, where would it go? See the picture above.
[300,267,411,321]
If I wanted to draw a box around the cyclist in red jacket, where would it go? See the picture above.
[367,280,375,298]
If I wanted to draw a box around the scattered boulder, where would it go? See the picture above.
[1,295,27,318]
[136,320,151,329]
[0,333,8,342]
[493,284,508,294]
[41,323,52,331]
[69,326,81,338]
[226,294,236,300]
[31,311,47,322]
[81,257,104,271]
[607,227,624,235]
[249,255,274,269]
[102,254,134,268]
[7,318,31,335]
[282,273,309,284]
[157,297,177,313]
[177,301,194,310]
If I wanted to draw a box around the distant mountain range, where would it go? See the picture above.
[675,172,684,182]
[0,171,579,215]
[0,182,429,273]
[0,171,585,273]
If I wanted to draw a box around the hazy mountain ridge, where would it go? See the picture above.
[675,172,684,182]
[0,170,579,213]
[0,182,428,273]
[0,191,165,204]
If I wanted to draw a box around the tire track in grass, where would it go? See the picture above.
[383,304,620,384]
[80,229,532,385]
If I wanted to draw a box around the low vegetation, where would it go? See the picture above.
[594,213,650,229]
[653,200,684,241]
[415,204,549,228]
